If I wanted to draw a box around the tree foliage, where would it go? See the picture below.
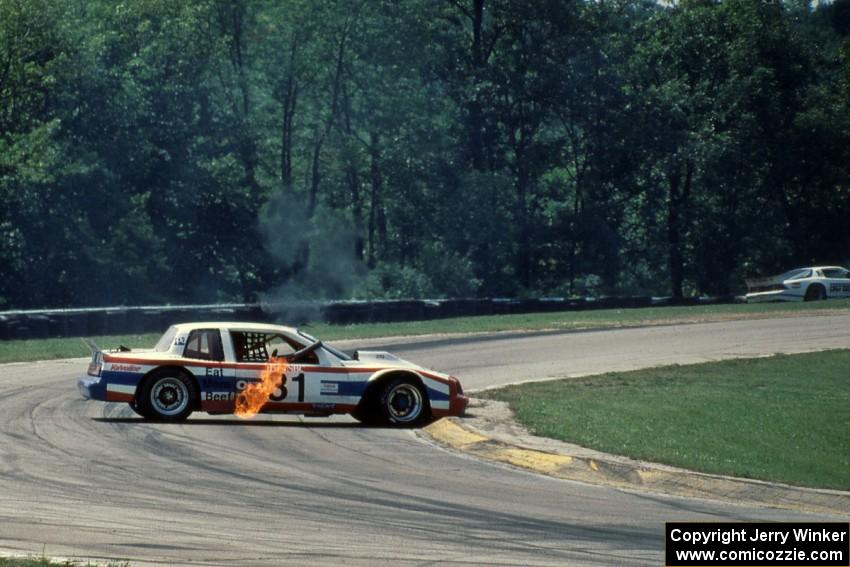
[1,0,848,308]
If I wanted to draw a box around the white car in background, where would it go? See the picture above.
[745,266,850,303]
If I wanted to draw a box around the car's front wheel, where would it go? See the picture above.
[351,407,382,425]
[805,284,826,301]
[378,378,429,426]
[137,371,198,421]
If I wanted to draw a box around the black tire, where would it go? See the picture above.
[804,284,826,301]
[137,370,198,422]
[351,387,382,425]
[377,377,430,426]
[351,407,382,425]
[128,399,153,419]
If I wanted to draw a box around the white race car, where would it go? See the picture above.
[78,322,468,425]
[745,266,850,303]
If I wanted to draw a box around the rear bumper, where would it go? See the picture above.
[78,376,107,401]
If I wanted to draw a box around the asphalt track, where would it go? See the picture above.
[0,315,848,566]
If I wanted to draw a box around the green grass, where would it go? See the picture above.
[0,334,161,364]
[0,558,128,567]
[483,350,850,490]
[305,298,849,340]
[1,299,848,364]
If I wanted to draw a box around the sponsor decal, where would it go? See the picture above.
[109,364,142,373]
[235,379,258,392]
[205,391,236,401]
[319,380,366,397]
[312,403,335,410]
[201,377,258,391]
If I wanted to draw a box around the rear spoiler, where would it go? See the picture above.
[82,338,104,376]
[81,338,101,354]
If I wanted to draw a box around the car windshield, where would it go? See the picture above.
[297,330,318,343]
[781,269,811,280]
[154,325,178,352]
[322,342,352,361]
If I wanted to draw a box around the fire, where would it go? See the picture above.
[235,356,288,419]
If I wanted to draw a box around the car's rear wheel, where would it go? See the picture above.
[805,284,826,301]
[137,371,197,422]
[378,377,429,426]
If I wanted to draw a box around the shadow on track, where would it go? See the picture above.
[91,416,406,429]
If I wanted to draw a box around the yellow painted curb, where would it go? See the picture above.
[425,418,489,447]
[497,447,573,473]
[422,418,850,516]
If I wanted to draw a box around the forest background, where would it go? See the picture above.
[1,0,848,309]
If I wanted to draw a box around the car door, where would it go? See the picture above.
[299,351,370,412]
[281,339,369,412]
[227,330,321,411]
[822,268,850,298]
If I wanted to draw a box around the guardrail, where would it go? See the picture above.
[0,296,738,341]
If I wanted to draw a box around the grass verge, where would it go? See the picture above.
[1,299,848,364]
[483,350,850,491]
[0,558,128,567]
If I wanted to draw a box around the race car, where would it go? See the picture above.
[745,266,850,303]
[78,322,468,425]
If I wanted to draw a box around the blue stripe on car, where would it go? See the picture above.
[101,370,144,385]
[426,385,450,402]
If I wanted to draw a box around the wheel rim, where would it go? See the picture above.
[386,383,423,423]
[150,377,189,417]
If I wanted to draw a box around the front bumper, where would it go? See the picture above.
[452,392,470,416]
[745,290,803,303]
[432,390,469,418]
[78,376,107,401]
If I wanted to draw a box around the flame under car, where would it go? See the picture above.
[78,322,468,425]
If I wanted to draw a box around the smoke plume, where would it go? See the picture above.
[258,192,366,322]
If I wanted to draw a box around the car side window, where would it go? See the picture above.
[231,332,270,362]
[822,268,849,279]
[266,335,296,358]
[183,329,224,361]
[230,331,318,364]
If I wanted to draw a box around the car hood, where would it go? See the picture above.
[349,350,424,369]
